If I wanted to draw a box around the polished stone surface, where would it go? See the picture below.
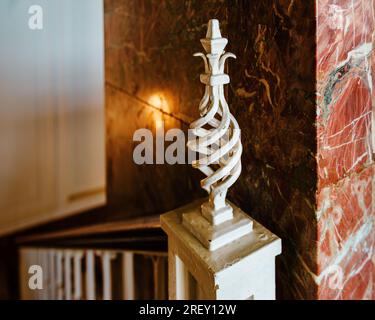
[316,0,374,300]
[227,0,317,300]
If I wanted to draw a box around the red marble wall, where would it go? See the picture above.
[316,0,375,299]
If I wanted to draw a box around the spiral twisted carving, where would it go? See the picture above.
[187,20,242,215]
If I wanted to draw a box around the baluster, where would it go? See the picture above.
[151,255,167,300]
[99,251,116,300]
[36,249,43,300]
[175,255,191,299]
[19,248,28,300]
[56,250,64,300]
[86,250,96,300]
[48,249,56,299]
[73,251,83,300]
[41,249,48,300]
[122,252,134,300]
[64,250,73,300]
[22,248,38,300]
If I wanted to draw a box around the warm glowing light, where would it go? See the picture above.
[148,93,169,112]
[148,93,170,129]
[154,112,163,129]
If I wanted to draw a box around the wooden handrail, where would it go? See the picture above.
[16,215,161,244]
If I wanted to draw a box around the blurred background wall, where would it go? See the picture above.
[0,0,105,298]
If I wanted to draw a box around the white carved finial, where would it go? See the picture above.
[161,21,280,291]
[206,19,221,38]
[187,19,242,226]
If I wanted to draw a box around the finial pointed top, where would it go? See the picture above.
[200,19,227,54]
[206,19,222,39]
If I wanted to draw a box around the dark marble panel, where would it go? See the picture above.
[227,0,317,299]
[105,84,204,216]
[105,0,228,120]
[104,0,228,217]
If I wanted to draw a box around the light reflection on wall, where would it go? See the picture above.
[148,93,170,130]
[153,112,163,130]
[148,93,170,113]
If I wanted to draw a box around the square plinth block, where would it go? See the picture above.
[160,198,282,300]
[183,201,253,251]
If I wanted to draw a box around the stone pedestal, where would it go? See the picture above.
[161,199,282,300]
